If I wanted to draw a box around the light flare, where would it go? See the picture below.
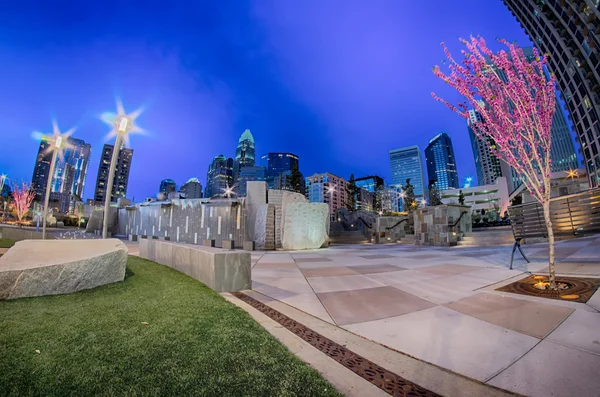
[100,97,145,147]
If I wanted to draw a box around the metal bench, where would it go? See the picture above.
[508,188,600,269]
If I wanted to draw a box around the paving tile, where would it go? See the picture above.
[300,266,359,277]
[405,253,446,260]
[537,261,600,276]
[277,293,335,324]
[488,340,600,397]
[294,256,332,263]
[445,293,574,339]
[253,261,299,269]
[547,310,600,355]
[317,286,436,325]
[308,274,385,294]
[252,276,314,298]
[419,264,480,276]
[347,264,406,274]
[390,281,477,305]
[357,254,396,259]
[366,269,445,285]
[252,268,304,278]
[345,306,539,382]
[588,289,600,312]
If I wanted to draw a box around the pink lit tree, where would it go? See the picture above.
[432,36,558,289]
[11,181,36,226]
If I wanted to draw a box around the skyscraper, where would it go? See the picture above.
[468,109,505,186]
[425,132,459,190]
[355,175,384,193]
[503,1,600,186]
[233,129,255,182]
[159,179,177,195]
[262,152,299,178]
[205,154,234,198]
[305,173,348,219]
[31,136,91,199]
[94,144,134,204]
[237,166,267,197]
[179,178,202,199]
[389,145,425,200]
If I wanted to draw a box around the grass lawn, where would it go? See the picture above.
[0,238,15,248]
[0,256,343,397]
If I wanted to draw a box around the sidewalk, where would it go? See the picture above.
[249,235,600,397]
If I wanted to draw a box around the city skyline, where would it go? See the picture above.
[0,1,582,201]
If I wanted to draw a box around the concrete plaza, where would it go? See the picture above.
[249,236,600,397]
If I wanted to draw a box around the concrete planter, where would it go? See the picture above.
[414,205,471,246]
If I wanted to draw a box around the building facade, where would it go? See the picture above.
[305,173,348,219]
[425,132,459,190]
[503,0,600,186]
[440,176,510,216]
[237,166,267,197]
[179,178,202,199]
[234,129,256,183]
[94,144,134,204]
[261,152,299,189]
[205,154,234,198]
[468,109,504,186]
[355,175,384,193]
[159,179,177,195]
[32,136,91,200]
[389,145,425,200]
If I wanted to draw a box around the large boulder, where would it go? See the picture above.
[282,203,330,250]
[0,239,128,300]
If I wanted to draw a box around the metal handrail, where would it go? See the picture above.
[385,218,408,231]
[357,217,372,229]
[449,211,469,228]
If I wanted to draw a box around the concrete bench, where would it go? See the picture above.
[139,239,251,292]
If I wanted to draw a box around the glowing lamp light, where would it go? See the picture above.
[54,135,63,149]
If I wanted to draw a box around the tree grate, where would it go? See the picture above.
[232,292,442,397]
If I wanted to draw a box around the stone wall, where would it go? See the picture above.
[414,205,471,246]
[0,227,46,241]
[117,199,245,248]
[245,182,267,242]
[375,216,411,243]
[282,203,329,250]
[254,204,276,250]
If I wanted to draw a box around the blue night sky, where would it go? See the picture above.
[0,1,534,201]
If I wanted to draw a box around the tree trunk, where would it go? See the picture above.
[542,200,556,289]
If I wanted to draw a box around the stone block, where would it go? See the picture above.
[129,234,138,242]
[0,239,127,300]
[282,203,329,250]
[0,227,45,241]
[203,239,215,247]
[254,204,275,250]
[243,241,255,251]
[222,240,235,250]
[138,240,250,292]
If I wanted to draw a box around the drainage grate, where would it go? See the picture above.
[232,292,441,397]
[496,275,600,303]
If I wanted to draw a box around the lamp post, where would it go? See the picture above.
[0,174,7,223]
[38,121,75,239]
[101,99,144,239]
[327,185,336,221]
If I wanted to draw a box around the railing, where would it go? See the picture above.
[449,211,469,229]
[386,218,408,231]
[357,217,372,229]
[508,188,600,239]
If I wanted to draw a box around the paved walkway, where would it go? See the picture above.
[250,236,600,397]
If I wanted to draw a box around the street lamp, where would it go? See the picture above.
[35,121,75,239]
[327,186,336,220]
[100,98,144,239]
[223,186,234,199]
[0,174,7,196]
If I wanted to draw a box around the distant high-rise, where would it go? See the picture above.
[237,166,267,197]
[205,154,234,198]
[355,176,384,193]
[94,144,134,204]
[503,1,600,186]
[234,129,255,183]
[468,109,503,186]
[179,178,202,199]
[389,145,425,200]
[425,132,459,190]
[159,179,177,195]
[261,152,299,189]
[32,136,91,199]
[305,173,348,219]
